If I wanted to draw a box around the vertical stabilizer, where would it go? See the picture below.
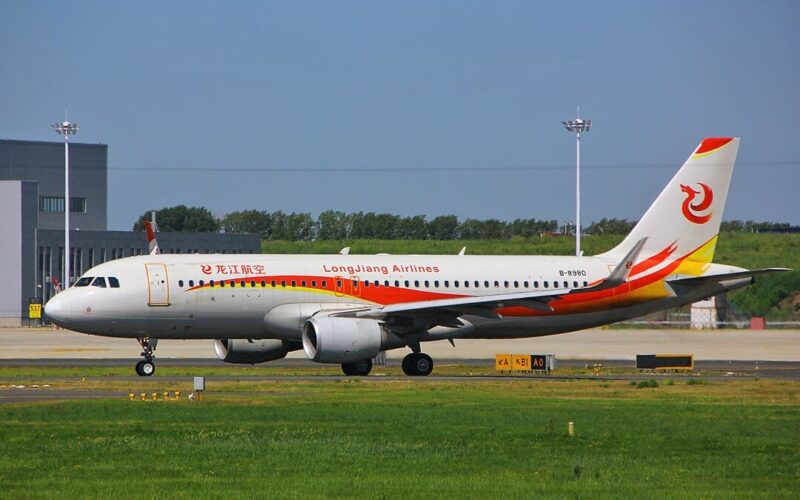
[598,138,739,274]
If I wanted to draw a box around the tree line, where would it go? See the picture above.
[133,206,800,240]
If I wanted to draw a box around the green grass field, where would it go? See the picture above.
[1,378,798,499]
[262,233,800,319]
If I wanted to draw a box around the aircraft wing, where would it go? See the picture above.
[348,238,652,324]
[354,289,559,321]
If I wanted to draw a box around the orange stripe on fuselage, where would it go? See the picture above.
[182,237,715,318]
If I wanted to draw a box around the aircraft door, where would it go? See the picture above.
[145,263,170,306]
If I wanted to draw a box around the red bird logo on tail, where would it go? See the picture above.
[680,183,713,224]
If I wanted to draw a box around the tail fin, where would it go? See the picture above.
[598,138,740,274]
[145,221,161,255]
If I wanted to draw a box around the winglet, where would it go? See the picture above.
[579,237,647,293]
[339,247,351,256]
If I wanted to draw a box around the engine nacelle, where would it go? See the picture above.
[263,303,368,340]
[302,316,382,363]
[213,338,298,364]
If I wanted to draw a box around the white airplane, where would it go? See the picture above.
[45,138,787,377]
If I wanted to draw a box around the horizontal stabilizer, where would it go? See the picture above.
[667,268,791,288]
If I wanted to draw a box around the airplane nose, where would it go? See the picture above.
[44,295,70,326]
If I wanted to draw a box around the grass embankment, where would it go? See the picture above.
[262,233,800,319]
[0,379,797,498]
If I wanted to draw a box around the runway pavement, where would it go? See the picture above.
[2,326,800,361]
[3,325,799,404]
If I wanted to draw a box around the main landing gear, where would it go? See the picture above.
[135,337,157,377]
[402,352,433,376]
[341,359,373,376]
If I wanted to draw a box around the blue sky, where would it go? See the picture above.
[2,0,798,230]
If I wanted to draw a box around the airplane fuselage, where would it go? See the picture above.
[44,251,740,342]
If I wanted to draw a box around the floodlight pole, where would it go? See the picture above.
[562,109,591,257]
[53,120,79,289]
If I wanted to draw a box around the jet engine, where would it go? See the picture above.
[213,338,299,364]
[302,316,383,363]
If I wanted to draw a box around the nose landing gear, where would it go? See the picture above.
[135,337,157,376]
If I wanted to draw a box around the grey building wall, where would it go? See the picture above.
[0,181,38,326]
[0,139,107,231]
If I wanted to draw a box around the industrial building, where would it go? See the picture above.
[0,139,260,326]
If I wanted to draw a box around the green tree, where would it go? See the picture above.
[220,210,272,236]
[316,210,350,240]
[585,218,635,235]
[397,215,429,240]
[428,215,459,240]
[133,205,219,232]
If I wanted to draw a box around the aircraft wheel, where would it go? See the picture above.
[341,359,373,376]
[352,359,372,376]
[138,360,156,377]
[402,353,433,376]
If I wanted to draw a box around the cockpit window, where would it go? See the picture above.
[108,277,120,288]
[92,277,107,288]
[75,277,93,287]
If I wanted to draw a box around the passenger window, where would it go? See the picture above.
[455,281,460,288]
[312,280,317,287]
[504,281,509,288]
[352,280,359,288]
[564,281,568,288]
[322,280,327,288]
[189,280,195,287]
[241,280,246,287]
[474,281,479,288]
[394,280,399,287]
[544,281,549,288]
[494,281,499,288]
[291,280,297,287]
[424,280,429,288]
[384,280,390,287]
[514,281,519,288]
[463,281,468,288]
[534,281,539,288]
[260,280,266,287]
[414,280,419,287]
[271,280,276,287]
[178,280,184,288]
[404,280,409,288]
[434,280,440,287]
[583,281,588,287]
[108,277,120,288]
[484,281,489,288]
[374,280,379,287]
[301,280,307,287]
[281,280,286,287]
[210,280,215,287]
[573,281,578,288]
[75,277,93,287]
[251,280,257,287]
[444,281,449,288]
[199,280,205,287]
[364,281,370,288]
[524,281,529,288]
